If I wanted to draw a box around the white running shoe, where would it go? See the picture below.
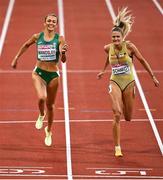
[44,126,52,146]
[35,112,46,129]
[115,146,123,157]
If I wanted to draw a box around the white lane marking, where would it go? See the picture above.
[105,0,163,155]
[0,174,163,179]
[0,119,162,124]
[133,66,163,156]
[0,167,162,179]
[57,0,73,180]
[152,0,163,15]
[1,69,163,73]
[0,0,15,56]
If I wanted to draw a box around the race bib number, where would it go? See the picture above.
[112,64,131,75]
[38,44,57,61]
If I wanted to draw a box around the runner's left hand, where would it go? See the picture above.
[61,44,68,53]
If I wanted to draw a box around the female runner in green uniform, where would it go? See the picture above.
[97,8,159,157]
[11,13,67,146]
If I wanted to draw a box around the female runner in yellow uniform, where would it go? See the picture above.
[97,8,159,157]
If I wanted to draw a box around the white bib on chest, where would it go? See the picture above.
[38,44,57,61]
[112,64,131,75]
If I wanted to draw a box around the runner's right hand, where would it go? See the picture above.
[97,71,105,79]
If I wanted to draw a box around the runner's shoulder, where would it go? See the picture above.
[32,32,42,42]
[104,43,111,53]
[126,41,136,49]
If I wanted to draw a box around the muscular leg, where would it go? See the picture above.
[122,82,135,121]
[109,81,123,147]
[46,77,59,132]
[32,72,47,116]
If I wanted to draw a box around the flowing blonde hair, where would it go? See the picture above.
[112,7,134,40]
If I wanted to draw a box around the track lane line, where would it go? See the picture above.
[0,119,163,124]
[105,0,163,156]
[1,69,163,73]
[57,0,73,179]
[0,0,15,56]
[0,174,163,179]
[152,0,163,15]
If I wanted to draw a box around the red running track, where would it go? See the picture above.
[0,0,163,179]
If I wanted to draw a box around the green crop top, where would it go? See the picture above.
[36,32,60,62]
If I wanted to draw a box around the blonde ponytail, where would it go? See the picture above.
[112,7,134,40]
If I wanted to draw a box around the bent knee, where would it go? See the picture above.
[113,110,121,123]
[46,103,54,111]
[38,95,47,102]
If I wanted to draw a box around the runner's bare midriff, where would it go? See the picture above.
[36,60,59,72]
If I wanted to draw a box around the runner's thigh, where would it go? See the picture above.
[109,81,123,114]
[46,77,60,105]
[122,82,135,120]
[32,72,47,99]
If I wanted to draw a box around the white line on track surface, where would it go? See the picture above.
[152,0,163,15]
[1,69,163,74]
[0,166,162,179]
[0,119,162,124]
[0,0,15,56]
[105,0,163,156]
[57,0,73,180]
[0,174,163,179]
